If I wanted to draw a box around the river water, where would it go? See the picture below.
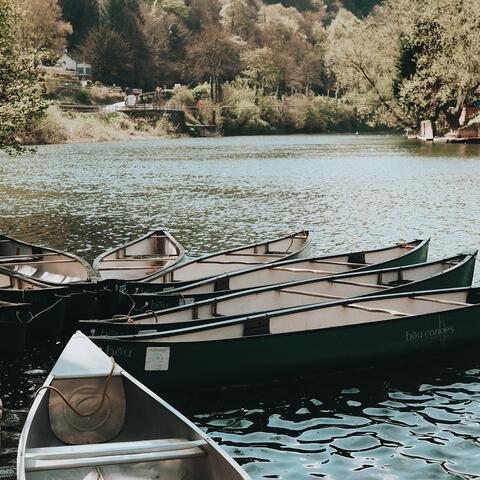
[2,134,480,479]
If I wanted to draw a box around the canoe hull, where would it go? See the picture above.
[127,239,430,313]
[0,287,67,339]
[92,303,480,392]
[0,304,30,357]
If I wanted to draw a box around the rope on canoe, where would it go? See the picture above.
[20,295,67,325]
[21,286,34,303]
[285,234,294,253]
[35,357,116,418]
[144,310,158,323]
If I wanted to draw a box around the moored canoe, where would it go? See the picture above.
[17,331,250,480]
[127,239,430,312]
[136,230,311,287]
[0,267,68,339]
[93,229,186,281]
[91,286,480,392]
[81,251,476,337]
[0,233,95,285]
[0,300,31,357]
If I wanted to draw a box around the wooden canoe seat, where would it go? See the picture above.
[24,438,208,471]
[102,256,177,262]
[14,265,38,277]
[227,252,285,257]
[313,260,371,267]
[280,288,343,300]
[199,259,269,265]
[0,252,60,259]
[99,266,162,271]
[273,266,334,275]
[332,279,390,289]
[347,303,411,317]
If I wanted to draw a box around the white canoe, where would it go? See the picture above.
[17,332,250,480]
[139,230,311,285]
[93,229,185,281]
[0,233,94,285]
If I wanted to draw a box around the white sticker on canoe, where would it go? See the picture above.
[145,347,170,371]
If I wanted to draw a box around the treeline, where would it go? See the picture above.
[55,0,381,95]
[3,0,480,150]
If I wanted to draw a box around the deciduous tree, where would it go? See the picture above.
[0,0,46,153]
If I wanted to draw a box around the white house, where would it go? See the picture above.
[57,52,77,72]
[57,51,92,79]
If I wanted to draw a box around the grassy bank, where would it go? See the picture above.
[23,106,180,145]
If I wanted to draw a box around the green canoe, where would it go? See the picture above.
[126,238,430,313]
[91,286,480,392]
[0,300,32,357]
[128,230,311,291]
[81,251,476,337]
[0,266,68,339]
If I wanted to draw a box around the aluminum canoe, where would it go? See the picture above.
[17,331,250,480]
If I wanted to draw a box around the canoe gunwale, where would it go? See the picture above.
[16,333,250,479]
[138,230,311,285]
[93,286,478,343]
[87,251,476,330]
[135,238,429,295]
[92,228,186,281]
[0,234,97,284]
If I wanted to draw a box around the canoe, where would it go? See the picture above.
[127,239,430,312]
[91,286,480,392]
[135,230,311,287]
[0,233,95,285]
[0,267,68,339]
[81,251,477,337]
[0,300,31,357]
[17,332,250,480]
[93,229,186,281]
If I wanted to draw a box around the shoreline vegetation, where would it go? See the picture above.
[23,69,391,146]
[1,0,479,151]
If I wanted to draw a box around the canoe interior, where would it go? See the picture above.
[0,235,92,284]
[95,252,475,333]
[19,333,248,479]
[142,230,310,285]
[94,230,186,281]
[116,289,476,346]
[150,239,429,296]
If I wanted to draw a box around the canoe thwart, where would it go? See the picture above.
[25,438,207,461]
[25,444,207,471]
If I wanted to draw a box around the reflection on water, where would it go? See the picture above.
[1,134,480,479]
[183,361,480,479]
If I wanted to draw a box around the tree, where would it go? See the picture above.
[393,0,480,129]
[187,25,240,102]
[219,0,257,40]
[257,4,309,97]
[17,0,72,62]
[59,0,100,50]
[0,0,46,153]
[78,26,134,86]
[140,2,188,86]
[241,47,280,99]
[325,7,407,127]
[102,0,153,88]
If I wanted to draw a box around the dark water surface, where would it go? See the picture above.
[2,134,480,478]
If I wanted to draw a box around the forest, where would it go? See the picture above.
[2,0,480,150]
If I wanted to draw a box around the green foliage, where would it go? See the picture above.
[78,26,135,87]
[170,85,196,106]
[0,0,47,153]
[59,0,100,49]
